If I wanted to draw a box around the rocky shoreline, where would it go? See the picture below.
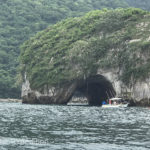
[0,99,22,103]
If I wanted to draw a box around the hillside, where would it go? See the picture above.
[126,0,150,11]
[20,8,150,90]
[1,0,150,98]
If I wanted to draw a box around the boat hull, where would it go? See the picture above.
[102,104,128,108]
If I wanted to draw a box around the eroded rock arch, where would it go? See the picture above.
[22,74,116,105]
[67,75,116,105]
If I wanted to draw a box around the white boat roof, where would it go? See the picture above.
[110,97,122,101]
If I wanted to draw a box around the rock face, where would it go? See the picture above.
[22,74,78,104]
[22,69,150,106]
[20,9,150,106]
[98,69,150,106]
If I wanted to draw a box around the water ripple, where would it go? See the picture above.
[0,102,150,150]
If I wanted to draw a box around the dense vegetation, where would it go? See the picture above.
[126,0,150,11]
[20,8,150,91]
[1,0,150,98]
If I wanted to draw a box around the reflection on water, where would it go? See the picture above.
[0,102,150,150]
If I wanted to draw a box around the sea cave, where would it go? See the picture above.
[69,75,116,106]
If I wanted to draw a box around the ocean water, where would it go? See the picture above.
[0,102,150,150]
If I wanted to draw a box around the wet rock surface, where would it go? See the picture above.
[22,73,150,106]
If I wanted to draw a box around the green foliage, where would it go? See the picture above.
[0,69,20,98]
[20,8,150,90]
[125,0,150,11]
[1,0,150,97]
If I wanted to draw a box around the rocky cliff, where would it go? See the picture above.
[20,8,150,106]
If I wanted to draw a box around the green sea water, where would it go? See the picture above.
[0,102,150,150]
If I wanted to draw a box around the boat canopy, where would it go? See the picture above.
[110,98,122,101]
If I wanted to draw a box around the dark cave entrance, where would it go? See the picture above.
[72,75,116,106]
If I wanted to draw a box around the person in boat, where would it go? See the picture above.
[109,99,111,105]
[113,101,117,105]
[102,100,106,105]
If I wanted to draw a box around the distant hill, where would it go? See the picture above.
[1,0,150,98]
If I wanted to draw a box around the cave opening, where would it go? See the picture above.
[71,75,116,106]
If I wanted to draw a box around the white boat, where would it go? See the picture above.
[102,97,129,108]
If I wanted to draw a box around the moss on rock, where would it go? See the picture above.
[20,8,150,90]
